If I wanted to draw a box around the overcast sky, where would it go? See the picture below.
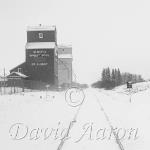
[0,0,150,84]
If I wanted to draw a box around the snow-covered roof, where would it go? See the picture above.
[27,25,56,31]
[57,45,72,49]
[7,72,28,78]
[58,54,72,59]
[26,42,56,49]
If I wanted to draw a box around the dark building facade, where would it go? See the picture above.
[10,25,72,89]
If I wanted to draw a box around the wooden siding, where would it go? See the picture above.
[27,30,56,43]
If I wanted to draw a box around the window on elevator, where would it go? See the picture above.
[39,33,43,39]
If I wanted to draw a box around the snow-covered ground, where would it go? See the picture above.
[0,82,150,150]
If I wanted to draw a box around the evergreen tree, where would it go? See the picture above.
[105,67,111,81]
[101,68,106,82]
[111,69,116,87]
[104,67,111,88]
[117,68,122,85]
[114,69,118,85]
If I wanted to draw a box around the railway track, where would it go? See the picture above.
[90,89,125,150]
[57,88,125,150]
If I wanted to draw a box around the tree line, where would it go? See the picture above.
[92,67,144,89]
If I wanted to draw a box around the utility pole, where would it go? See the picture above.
[3,68,6,95]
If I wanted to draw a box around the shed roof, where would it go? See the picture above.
[7,72,28,79]
[57,45,72,49]
[10,62,26,73]
[58,54,72,59]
